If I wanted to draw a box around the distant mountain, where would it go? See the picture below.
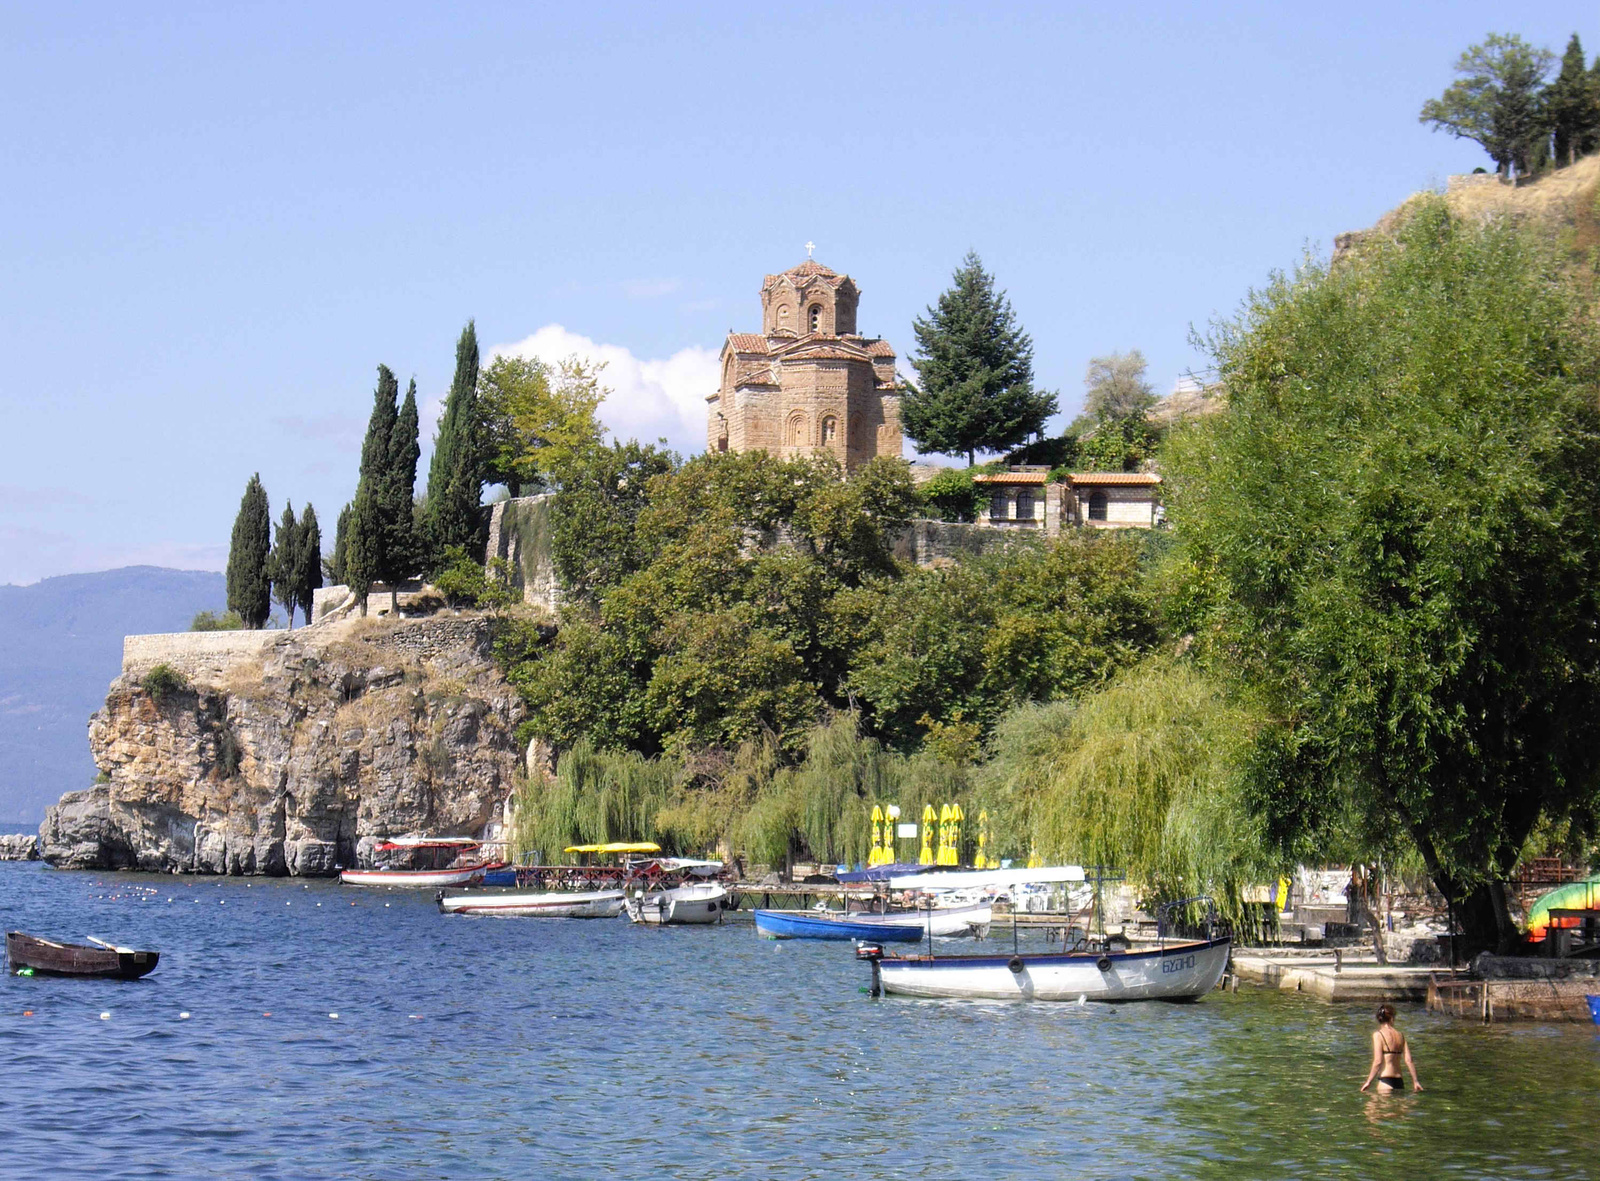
[0,567,227,824]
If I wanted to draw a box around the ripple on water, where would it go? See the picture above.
[4,862,1600,1179]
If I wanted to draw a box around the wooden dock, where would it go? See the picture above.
[1427,974,1599,1023]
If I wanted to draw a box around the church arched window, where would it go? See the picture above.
[821,416,837,445]
[809,304,822,333]
[1087,490,1108,522]
[789,413,808,446]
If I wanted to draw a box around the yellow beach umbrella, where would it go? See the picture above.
[950,804,963,866]
[919,804,936,865]
[869,805,884,866]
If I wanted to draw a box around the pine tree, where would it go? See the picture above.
[419,320,484,571]
[225,474,272,629]
[295,503,323,625]
[1550,35,1594,166]
[379,378,422,613]
[270,500,300,627]
[902,252,1057,465]
[345,367,399,614]
[328,502,352,586]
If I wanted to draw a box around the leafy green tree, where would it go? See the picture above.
[550,440,678,603]
[1078,351,1156,425]
[902,252,1058,464]
[419,320,484,570]
[225,473,272,629]
[190,609,244,631]
[345,366,400,614]
[269,500,301,627]
[480,354,608,495]
[1419,33,1555,178]
[917,466,983,522]
[294,503,322,624]
[1548,34,1598,166]
[1168,198,1600,953]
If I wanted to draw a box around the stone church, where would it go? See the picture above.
[706,259,903,469]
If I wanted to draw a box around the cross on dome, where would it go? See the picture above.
[804,241,816,258]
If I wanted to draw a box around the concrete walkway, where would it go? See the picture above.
[1232,951,1451,1002]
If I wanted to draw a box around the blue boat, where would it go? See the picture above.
[480,868,517,887]
[1587,995,1600,1026]
[753,909,923,942]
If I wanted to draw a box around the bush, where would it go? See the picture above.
[141,663,189,701]
[432,547,518,609]
[190,609,245,631]
[917,467,983,522]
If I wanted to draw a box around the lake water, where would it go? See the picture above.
[2,862,1598,1179]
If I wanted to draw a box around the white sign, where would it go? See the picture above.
[896,823,918,839]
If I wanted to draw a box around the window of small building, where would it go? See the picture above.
[1087,490,1108,521]
[1016,489,1034,521]
[821,415,837,445]
[990,493,1008,521]
[809,305,822,332]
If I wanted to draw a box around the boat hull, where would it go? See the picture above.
[437,888,626,918]
[628,884,728,925]
[871,936,1231,1002]
[6,931,159,980]
[754,909,923,942]
[340,865,488,888]
[847,904,992,938]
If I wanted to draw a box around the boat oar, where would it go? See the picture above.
[86,936,134,954]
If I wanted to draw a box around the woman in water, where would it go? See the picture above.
[1360,1003,1422,1093]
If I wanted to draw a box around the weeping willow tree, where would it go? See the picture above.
[1002,658,1275,918]
[509,715,977,871]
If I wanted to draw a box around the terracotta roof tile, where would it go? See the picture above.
[725,333,769,353]
[972,471,1050,485]
[861,339,895,357]
[1067,472,1162,486]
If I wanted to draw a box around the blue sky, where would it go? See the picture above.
[2,2,1592,585]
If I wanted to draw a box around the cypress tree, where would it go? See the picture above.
[379,377,422,613]
[902,252,1058,465]
[329,502,352,587]
[225,474,272,629]
[1550,34,1593,166]
[295,503,323,625]
[346,366,399,615]
[270,500,300,627]
[420,321,484,571]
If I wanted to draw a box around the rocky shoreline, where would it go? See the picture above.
[38,613,523,875]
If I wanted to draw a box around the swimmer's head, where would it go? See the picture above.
[1375,1003,1396,1025]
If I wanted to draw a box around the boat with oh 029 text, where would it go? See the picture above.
[857,900,1231,1002]
[437,842,657,919]
[338,837,497,888]
[7,931,160,980]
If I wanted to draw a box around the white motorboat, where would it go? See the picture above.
[437,888,626,918]
[859,935,1231,1002]
[625,882,729,925]
[839,902,992,938]
[340,837,493,888]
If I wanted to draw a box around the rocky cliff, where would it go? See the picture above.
[39,614,524,875]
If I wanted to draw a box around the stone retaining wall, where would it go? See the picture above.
[122,629,284,678]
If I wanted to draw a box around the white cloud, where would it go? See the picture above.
[487,324,718,458]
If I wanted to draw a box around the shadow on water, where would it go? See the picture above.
[3,862,1599,1179]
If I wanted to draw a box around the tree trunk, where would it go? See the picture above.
[390,586,399,615]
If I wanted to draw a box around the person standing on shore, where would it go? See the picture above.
[1360,1004,1422,1093]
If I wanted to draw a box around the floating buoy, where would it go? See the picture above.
[21,1010,32,1017]
[17,968,34,977]
[328,1013,339,1020]
[179,1011,191,1019]
[408,1014,422,1020]
[99,1011,110,1020]
[262,1012,272,1017]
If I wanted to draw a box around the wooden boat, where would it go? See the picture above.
[845,903,992,939]
[857,934,1232,1001]
[340,836,492,887]
[754,909,923,942]
[437,888,626,918]
[340,864,489,888]
[7,931,159,980]
[626,882,729,925]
